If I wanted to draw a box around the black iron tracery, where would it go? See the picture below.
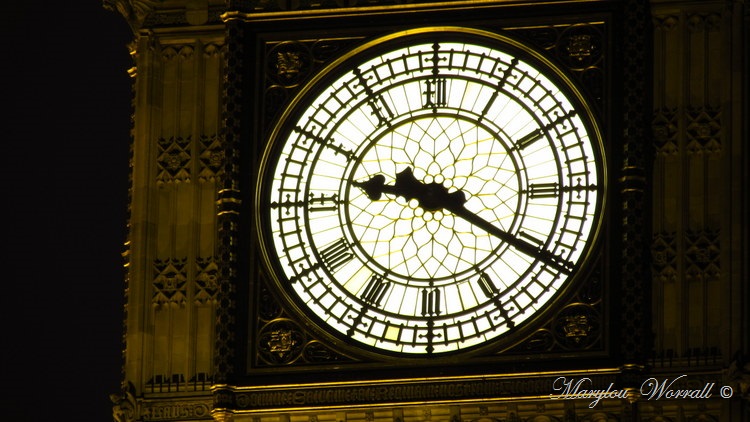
[260,32,605,356]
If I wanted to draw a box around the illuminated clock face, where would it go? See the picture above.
[258,28,605,356]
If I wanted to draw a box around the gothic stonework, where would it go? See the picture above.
[141,399,213,421]
[111,381,137,422]
[684,229,720,282]
[157,136,192,184]
[509,23,606,112]
[214,18,246,383]
[618,0,651,363]
[653,15,678,31]
[652,108,678,156]
[144,373,214,394]
[108,0,747,420]
[726,353,750,401]
[258,319,305,364]
[195,256,219,305]
[254,271,355,367]
[686,13,722,34]
[228,0,443,13]
[198,134,225,182]
[263,38,362,127]
[153,258,189,307]
[505,260,605,355]
[554,306,599,349]
[686,107,722,155]
[104,0,225,31]
[103,0,160,32]
[163,45,195,61]
[651,232,677,283]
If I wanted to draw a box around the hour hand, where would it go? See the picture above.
[352,174,387,200]
[353,167,466,212]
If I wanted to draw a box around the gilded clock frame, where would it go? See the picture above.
[255,26,607,361]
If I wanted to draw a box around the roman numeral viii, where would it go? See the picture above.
[319,238,354,273]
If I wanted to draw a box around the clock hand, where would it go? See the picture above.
[352,167,466,211]
[353,168,574,273]
[449,204,574,274]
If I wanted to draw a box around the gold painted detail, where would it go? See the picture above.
[263,38,360,126]
[567,34,593,60]
[563,315,590,341]
[268,328,297,357]
[217,189,242,204]
[227,373,619,411]
[506,23,604,111]
[504,264,602,355]
[258,319,304,363]
[141,400,212,421]
[257,327,352,365]
[267,41,313,89]
[211,408,235,422]
[254,275,355,366]
[145,373,214,393]
[277,51,302,79]
[554,304,599,349]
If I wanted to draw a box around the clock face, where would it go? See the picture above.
[258,28,605,356]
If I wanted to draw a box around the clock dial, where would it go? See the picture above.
[258,28,605,356]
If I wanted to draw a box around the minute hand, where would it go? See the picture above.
[352,167,574,274]
[447,205,574,274]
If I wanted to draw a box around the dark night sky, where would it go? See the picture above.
[3,2,133,420]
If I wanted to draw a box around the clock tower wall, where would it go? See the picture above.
[649,0,745,366]
[105,0,749,421]
[109,0,227,416]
